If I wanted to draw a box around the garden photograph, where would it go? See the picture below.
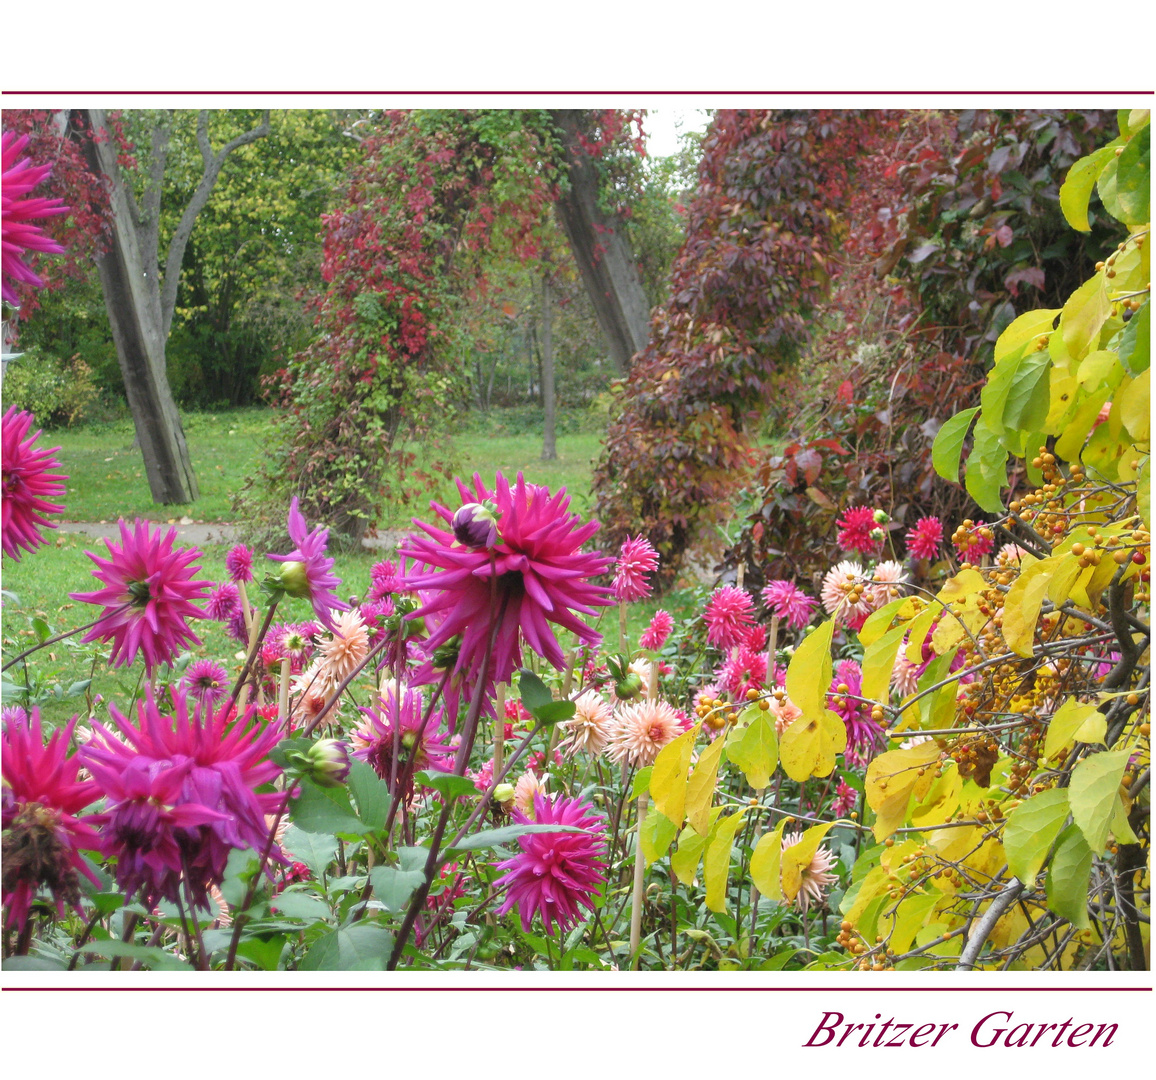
[0,101,1149,981]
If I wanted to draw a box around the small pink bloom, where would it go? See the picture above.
[613,535,659,602]
[639,609,674,651]
[905,516,943,560]
[703,585,755,650]
[836,506,881,555]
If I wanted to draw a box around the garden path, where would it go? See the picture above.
[55,521,408,552]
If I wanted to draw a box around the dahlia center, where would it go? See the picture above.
[126,579,152,608]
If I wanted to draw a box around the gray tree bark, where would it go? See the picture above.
[73,109,269,504]
[549,111,651,375]
[540,268,557,461]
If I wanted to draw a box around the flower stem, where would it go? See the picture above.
[1,603,132,672]
[227,595,281,710]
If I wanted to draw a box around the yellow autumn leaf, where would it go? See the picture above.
[727,710,778,791]
[703,810,747,913]
[903,604,938,664]
[685,732,727,836]
[1043,698,1107,759]
[779,709,847,782]
[860,621,908,705]
[786,619,835,718]
[781,821,838,904]
[910,768,962,830]
[1002,557,1055,657]
[865,741,941,841]
[648,726,696,828]
[1060,272,1111,361]
[749,818,789,901]
[1118,368,1150,444]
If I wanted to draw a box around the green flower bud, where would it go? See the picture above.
[493,782,516,806]
[615,671,644,701]
[276,560,311,599]
[873,509,890,525]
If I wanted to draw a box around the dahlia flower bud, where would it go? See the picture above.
[272,560,310,599]
[493,782,516,807]
[452,501,500,549]
[869,527,886,543]
[614,671,644,702]
[872,509,890,525]
[290,739,351,788]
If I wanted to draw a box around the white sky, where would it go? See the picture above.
[644,109,712,158]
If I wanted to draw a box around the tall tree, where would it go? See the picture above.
[548,110,652,374]
[71,108,269,504]
[539,260,557,460]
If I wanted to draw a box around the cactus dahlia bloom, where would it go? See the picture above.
[836,506,881,555]
[79,689,286,912]
[179,659,230,708]
[639,609,674,651]
[2,710,101,930]
[905,515,943,560]
[606,699,688,768]
[761,580,818,630]
[1,131,68,304]
[351,683,452,793]
[493,793,607,935]
[558,689,615,758]
[1,407,67,561]
[70,518,211,674]
[703,585,756,650]
[400,472,613,703]
[612,534,659,602]
[781,830,838,912]
[267,497,350,632]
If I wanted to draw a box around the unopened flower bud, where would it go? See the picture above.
[452,501,500,549]
[615,671,644,701]
[869,527,886,542]
[291,739,351,788]
[493,782,516,806]
[274,560,311,599]
[873,509,890,525]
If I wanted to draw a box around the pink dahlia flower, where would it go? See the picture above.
[316,608,369,686]
[639,609,674,651]
[761,579,817,630]
[703,585,756,650]
[558,689,615,757]
[613,534,659,602]
[836,506,881,555]
[606,698,688,768]
[905,515,943,560]
[179,658,229,708]
[1,407,67,561]
[79,689,286,911]
[267,497,350,632]
[716,643,768,699]
[1,132,68,304]
[831,779,858,819]
[224,543,254,584]
[2,710,101,930]
[781,830,838,912]
[70,518,210,674]
[493,793,607,935]
[351,683,452,794]
[828,659,882,766]
[401,472,613,703]
[204,581,241,622]
[819,559,873,629]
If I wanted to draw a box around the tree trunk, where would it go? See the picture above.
[74,109,199,504]
[549,110,651,375]
[540,270,557,461]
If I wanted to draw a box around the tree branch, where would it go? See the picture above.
[159,110,271,339]
[956,877,1023,971]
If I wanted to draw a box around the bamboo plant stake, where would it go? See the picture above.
[628,658,660,969]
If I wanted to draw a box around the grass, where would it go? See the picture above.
[4,403,709,727]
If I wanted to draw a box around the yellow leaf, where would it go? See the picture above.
[1046,553,1084,606]
[703,811,747,913]
[903,604,938,664]
[779,709,847,782]
[1061,273,1112,361]
[648,727,696,828]
[1001,557,1055,657]
[1043,698,1107,759]
[1054,383,1112,458]
[781,821,838,904]
[786,619,834,718]
[910,768,962,829]
[670,825,709,887]
[749,818,789,901]
[865,742,941,841]
[1118,368,1150,444]
[994,308,1061,363]
[685,733,727,836]
[860,621,908,705]
[726,710,778,792]
[1075,349,1122,390]
[858,596,910,646]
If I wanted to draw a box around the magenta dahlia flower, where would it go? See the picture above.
[2,710,101,930]
[204,581,241,622]
[639,609,674,651]
[761,579,817,630]
[368,559,401,600]
[612,534,659,602]
[952,518,995,561]
[716,643,768,699]
[401,472,613,705]
[267,497,350,632]
[1,407,67,561]
[493,792,608,935]
[70,519,210,674]
[836,506,881,555]
[703,585,756,650]
[80,689,286,911]
[179,659,229,708]
[225,543,254,584]
[828,659,882,766]
[905,515,943,560]
[351,683,453,794]
[1,132,68,304]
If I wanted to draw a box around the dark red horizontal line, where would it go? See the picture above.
[5,985,1152,992]
[2,90,1154,96]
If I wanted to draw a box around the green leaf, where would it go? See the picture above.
[1115,124,1150,225]
[370,866,427,913]
[639,810,678,866]
[1045,825,1093,929]
[269,890,333,922]
[858,596,908,646]
[2,956,67,971]
[299,924,392,971]
[1060,143,1120,232]
[1043,698,1105,759]
[290,779,370,836]
[860,621,909,706]
[1002,351,1052,433]
[235,935,286,971]
[449,822,589,852]
[964,423,1009,513]
[533,699,576,724]
[77,942,192,971]
[727,711,779,791]
[413,770,479,800]
[517,668,553,714]
[1068,749,1130,854]
[931,406,980,482]
[1061,273,1112,362]
[1118,299,1149,376]
[347,757,390,831]
[280,826,338,877]
[670,825,709,886]
[629,766,653,800]
[1003,788,1070,883]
